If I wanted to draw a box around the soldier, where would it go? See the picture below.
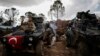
[4,13,37,37]
[49,21,57,36]
[24,15,36,35]
[49,21,57,47]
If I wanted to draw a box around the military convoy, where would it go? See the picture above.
[0,9,100,56]
[66,10,100,56]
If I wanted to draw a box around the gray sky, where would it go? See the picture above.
[0,0,100,21]
[0,0,46,6]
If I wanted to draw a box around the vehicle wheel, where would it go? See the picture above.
[0,44,6,56]
[2,47,7,56]
[76,41,90,56]
[36,40,44,56]
[2,45,13,56]
[0,44,8,56]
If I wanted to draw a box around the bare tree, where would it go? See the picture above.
[49,0,65,20]
[4,8,19,26]
[0,11,3,18]
[48,7,54,20]
[0,11,3,22]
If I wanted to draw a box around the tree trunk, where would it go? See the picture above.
[57,8,58,20]
[51,12,53,20]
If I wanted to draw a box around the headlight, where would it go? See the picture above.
[3,38,6,42]
[28,43,32,46]
[29,37,33,41]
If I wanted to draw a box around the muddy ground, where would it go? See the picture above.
[44,38,75,56]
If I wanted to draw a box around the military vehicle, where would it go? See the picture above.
[0,16,44,56]
[66,10,100,56]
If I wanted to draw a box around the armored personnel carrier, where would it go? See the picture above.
[66,10,100,56]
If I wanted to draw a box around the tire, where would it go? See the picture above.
[36,40,44,56]
[0,44,6,56]
[76,41,90,56]
[0,44,7,56]
[2,45,13,56]
[2,47,7,56]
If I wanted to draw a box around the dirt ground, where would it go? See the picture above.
[44,37,75,56]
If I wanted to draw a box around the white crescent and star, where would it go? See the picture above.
[9,37,17,44]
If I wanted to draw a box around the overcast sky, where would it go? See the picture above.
[0,0,100,21]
